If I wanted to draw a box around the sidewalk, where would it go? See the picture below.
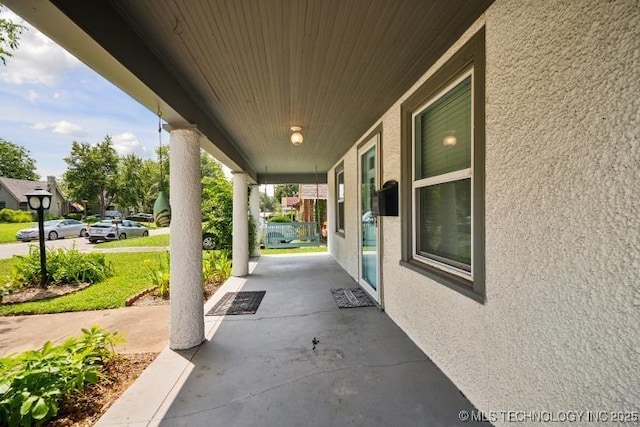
[0,305,169,356]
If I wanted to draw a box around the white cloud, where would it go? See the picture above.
[112,131,141,155]
[0,10,81,85]
[52,120,83,135]
[30,120,85,137]
[31,122,48,130]
[26,90,38,102]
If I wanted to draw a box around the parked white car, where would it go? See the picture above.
[16,219,88,242]
[87,220,149,243]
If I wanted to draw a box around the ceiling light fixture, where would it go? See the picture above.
[443,131,457,147]
[290,126,303,146]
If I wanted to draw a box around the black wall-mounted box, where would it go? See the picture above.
[374,180,398,216]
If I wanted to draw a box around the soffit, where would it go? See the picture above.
[13,0,494,182]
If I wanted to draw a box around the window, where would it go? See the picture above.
[335,164,345,234]
[0,201,5,209]
[401,29,485,302]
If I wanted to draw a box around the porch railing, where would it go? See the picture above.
[264,222,318,248]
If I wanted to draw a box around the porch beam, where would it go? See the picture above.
[232,172,249,276]
[168,125,204,350]
[257,173,328,185]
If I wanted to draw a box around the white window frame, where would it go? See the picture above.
[411,69,474,281]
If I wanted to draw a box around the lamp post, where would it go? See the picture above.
[25,186,52,286]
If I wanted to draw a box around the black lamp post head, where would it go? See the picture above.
[25,186,53,211]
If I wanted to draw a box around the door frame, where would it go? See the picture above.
[357,131,381,304]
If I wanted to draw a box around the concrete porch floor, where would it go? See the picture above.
[97,254,485,426]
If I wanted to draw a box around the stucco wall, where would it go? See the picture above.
[328,147,360,282]
[330,0,640,423]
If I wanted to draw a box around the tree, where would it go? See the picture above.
[0,4,25,66]
[201,152,233,249]
[63,136,119,217]
[0,138,38,180]
[118,154,146,214]
[260,191,275,213]
[274,184,298,201]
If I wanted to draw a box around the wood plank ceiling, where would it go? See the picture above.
[53,0,493,181]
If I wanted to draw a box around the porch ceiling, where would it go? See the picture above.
[6,0,493,183]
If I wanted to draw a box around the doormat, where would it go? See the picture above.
[330,287,376,308]
[206,291,266,316]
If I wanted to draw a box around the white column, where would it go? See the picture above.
[249,185,261,257]
[168,125,204,350]
[232,172,249,276]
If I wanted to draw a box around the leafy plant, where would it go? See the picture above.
[0,278,23,302]
[248,216,257,256]
[144,252,170,298]
[11,246,114,288]
[203,250,231,285]
[0,326,123,426]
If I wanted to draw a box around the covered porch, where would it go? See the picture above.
[97,254,482,426]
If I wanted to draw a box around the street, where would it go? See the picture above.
[0,227,170,260]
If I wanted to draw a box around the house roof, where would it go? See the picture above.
[4,0,493,184]
[0,177,62,204]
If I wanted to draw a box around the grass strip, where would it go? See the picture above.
[0,222,36,244]
[0,252,161,316]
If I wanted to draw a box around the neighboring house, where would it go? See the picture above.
[298,184,327,223]
[279,196,300,214]
[0,176,68,217]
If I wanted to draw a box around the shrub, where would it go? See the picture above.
[64,213,83,221]
[11,247,114,288]
[0,326,123,426]
[248,216,257,255]
[143,250,232,299]
[203,250,231,285]
[144,252,170,298]
[269,214,291,223]
[0,208,33,223]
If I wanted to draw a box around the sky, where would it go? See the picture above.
[0,7,162,180]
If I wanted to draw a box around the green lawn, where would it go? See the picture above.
[0,222,35,244]
[260,245,327,255]
[98,234,169,248]
[0,251,162,316]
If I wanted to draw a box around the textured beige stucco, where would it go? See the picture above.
[330,0,640,423]
[328,145,360,281]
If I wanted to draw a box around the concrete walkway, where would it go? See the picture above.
[0,305,169,356]
[97,254,485,427]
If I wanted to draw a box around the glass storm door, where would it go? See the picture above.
[358,136,379,302]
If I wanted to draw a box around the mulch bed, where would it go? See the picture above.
[1,283,91,305]
[129,280,224,307]
[49,352,158,426]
